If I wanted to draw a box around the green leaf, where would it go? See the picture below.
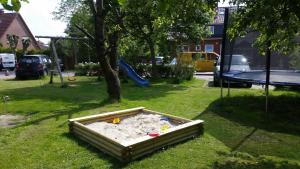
[0,0,27,11]
[118,0,125,6]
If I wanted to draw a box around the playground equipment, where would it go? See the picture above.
[36,36,88,87]
[220,8,300,113]
[119,59,149,87]
[68,107,204,162]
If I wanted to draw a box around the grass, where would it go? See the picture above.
[0,76,299,169]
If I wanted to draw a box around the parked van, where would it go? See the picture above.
[0,53,16,70]
[176,52,220,72]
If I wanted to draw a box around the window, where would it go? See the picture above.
[195,45,201,51]
[208,26,214,34]
[182,45,189,52]
[176,45,182,52]
[205,44,214,52]
[176,45,189,52]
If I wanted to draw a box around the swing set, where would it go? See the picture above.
[35,36,89,87]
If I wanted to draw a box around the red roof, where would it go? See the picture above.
[0,13,17,38]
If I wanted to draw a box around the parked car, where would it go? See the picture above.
[213,54,252,87]
[155,56,164,65]
[0,53,16,70]
[16,55,51,79]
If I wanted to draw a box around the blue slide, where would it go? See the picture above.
[119,59,149,87]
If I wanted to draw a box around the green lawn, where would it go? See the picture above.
[0,77,299,169]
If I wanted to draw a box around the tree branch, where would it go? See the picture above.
[86,0,96,16]
[74,24,95,41]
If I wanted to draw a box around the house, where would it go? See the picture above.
[178,7,229,55]
[0,9,40,50]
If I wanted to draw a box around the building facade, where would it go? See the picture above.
[0,10,40,50]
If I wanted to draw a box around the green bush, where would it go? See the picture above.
[171,64,194,84]
[135,64,151,78]
[75,62,101,76]
[157,65,172,78]
[0,47,50,60]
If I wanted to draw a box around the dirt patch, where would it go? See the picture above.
[0,114,25,127]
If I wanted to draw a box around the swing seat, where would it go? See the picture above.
[68,76,76,81]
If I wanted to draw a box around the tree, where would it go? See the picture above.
[123,0,215,78]
[55,0,216,101]
[55,0,123,102]
[86,0,122,102]
[228,0,300,112]
[21,38,31,55]
[0,0,27,11]
[228,0,300,54]
[6,34,19,59]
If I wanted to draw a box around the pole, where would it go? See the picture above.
[51,39,65,87]
[227,81,231,96]
[265,40,271,114]
[220,8,229,99]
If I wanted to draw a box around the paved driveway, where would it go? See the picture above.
[194,72,270,90]
[0,70,74,80]
[0,70,15,80]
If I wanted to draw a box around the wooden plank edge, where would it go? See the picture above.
[129,125,202,152]
[142,109,192,122]
[73,126,123,153]
[132,131,201,160]
[73,121,125,147]
[72,132,124,161]
[69,107,145,122]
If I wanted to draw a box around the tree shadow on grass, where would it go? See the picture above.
[1,78,189,103]
[61,132,128,169]
[195,95,300,136]
[194,94,300,159]
[1,78,190,128]
[13,100,110,129]
[121,80,188,101]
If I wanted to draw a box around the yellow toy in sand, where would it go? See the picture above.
[161,124,170,133]
[112,117,121,124]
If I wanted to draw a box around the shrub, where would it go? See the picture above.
[135,64,151,78]
[75,62,101,76]
[157,65,172,78]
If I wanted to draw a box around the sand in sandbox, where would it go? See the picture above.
[85,113,177,143]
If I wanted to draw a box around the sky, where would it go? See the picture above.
[19,0,67,44]
[4,0,230,44]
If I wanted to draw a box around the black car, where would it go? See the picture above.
[16,55,51,79]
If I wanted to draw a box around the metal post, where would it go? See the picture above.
[220,79,223,98]
[265,40,271,114]
[220,8,229,99]
[227,81,231,97]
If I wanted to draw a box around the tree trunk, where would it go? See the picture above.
[108,31,119,71]
[147,39,158,78]
[94,0,121,102]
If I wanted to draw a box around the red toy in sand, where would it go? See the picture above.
[147,132,160,137]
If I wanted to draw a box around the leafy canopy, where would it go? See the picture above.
[0,0,28,11]
[228,0,300,54]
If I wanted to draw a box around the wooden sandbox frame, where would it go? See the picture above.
[69,107,204,162]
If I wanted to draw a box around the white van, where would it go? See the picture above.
[0,53,16,70]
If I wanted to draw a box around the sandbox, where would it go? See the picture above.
[68,107,204,162]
